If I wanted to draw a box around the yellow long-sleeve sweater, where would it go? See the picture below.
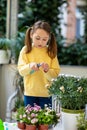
[18,46,60,97]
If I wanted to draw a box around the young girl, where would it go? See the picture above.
[18,20,60,108]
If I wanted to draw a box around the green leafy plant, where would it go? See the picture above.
[16,106,26,123]
[58,39,87,66]
[77,113,87,130]
[10,32,25,63]
[24,104,40,125]
[16,104,60,126]
[0,0,7,37]
[0,38,11,64]
[37,104,60,126]
[48,75,87,110]
[0,38,11,50]
[13,98,24,111]
[18,0,67,37]
[16,104,41,125]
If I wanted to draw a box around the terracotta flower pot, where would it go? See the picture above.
[26,124,37,130]
[38,124,49,130]
[17,122,26,129]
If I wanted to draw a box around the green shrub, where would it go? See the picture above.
[77,113,87,130]
[58,39,87,66]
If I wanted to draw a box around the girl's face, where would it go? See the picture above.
[31,29,50,48]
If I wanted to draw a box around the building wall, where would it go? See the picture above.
[61,0,85,43]
[66,0,77,43]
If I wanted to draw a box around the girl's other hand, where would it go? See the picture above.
[41,62,49,72]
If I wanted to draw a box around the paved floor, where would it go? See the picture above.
[4,122,64,130]
[49,123,64,130]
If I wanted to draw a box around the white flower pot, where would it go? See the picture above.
[0,50,11,64]
[61,108,84,130]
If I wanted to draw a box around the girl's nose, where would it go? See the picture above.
[39,39,43,44]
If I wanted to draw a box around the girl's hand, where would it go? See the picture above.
[41,63,49,72]
[29,62,39,71]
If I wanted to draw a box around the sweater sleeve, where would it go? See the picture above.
[17,47,31,76]
[40,56,60,81]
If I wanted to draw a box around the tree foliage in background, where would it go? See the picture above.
[15,0,67,62]
[0,0,87,43]
[58,39,87,66]
[18,0,67,37]
[0,0,7,37]
[0,0,67,62]
[0,0,87,65]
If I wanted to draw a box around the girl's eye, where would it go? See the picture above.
[36,37,40,40]
[43,39,47,41]
[35,36,48,41]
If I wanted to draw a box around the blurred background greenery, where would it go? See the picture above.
[0,0,87,65]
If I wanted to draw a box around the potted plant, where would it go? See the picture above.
[24,104,41,130]
[16,104,41,130]
[48,74,87,110]
[16,106,26,129]
[37,104,61,130]
[16,104,60,130]
[76,113,87,130]
[0,38,11,64]
[48,74,87,130]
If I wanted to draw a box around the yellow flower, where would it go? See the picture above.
[60,86,65,93]
[45,84,50,88]
[77,86,83,93]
